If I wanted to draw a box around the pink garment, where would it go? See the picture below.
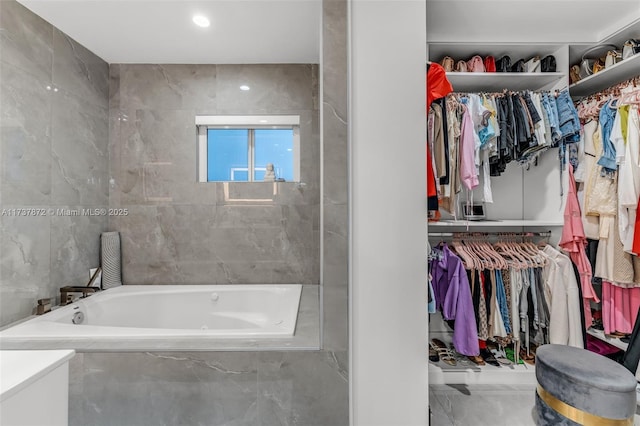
[459,106,479,190]
[602,281,640,334]
[559,164,599,327]
[586,334,623,356]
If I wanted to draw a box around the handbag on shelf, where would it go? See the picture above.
[495,55,511,72]
[579,44,618,78]
[440,56,455,72]
[466,55,486,72]
[622,39,640,59]
[510,59,526,72]
[605,50,622,68]
[579,59,595,79]
[455,60,468,72]
[484,55,496,72]
[593,58,606,74]
[525,55,541,72]
[541,55,556,72]
[570,65,582,84]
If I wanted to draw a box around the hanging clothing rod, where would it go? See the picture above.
[576,75,640,102]
[450,88,568,97]
[428,231,552,238]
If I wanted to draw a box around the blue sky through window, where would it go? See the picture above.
[255,129,294,181]
[207,128,294,181]
[207,129,248,181]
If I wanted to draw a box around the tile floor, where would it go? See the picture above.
[429,384,640,426]
[429,384,537,426]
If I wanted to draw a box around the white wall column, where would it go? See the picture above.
[349,1,428,425]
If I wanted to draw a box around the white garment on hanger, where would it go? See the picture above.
[530,91,547,148]
[618,107,640,253]
[542,245,584,349]
[578,120,600,239]
[611,105,626,166]
[481,149,493,203]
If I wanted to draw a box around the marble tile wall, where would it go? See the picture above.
[322,0,349,353]
[0,0,109,326]
[69,351,348,426]
[108,64,320,285]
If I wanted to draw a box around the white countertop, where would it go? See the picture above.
[0,350,75,402]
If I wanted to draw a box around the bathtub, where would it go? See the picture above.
[0,284,305,352]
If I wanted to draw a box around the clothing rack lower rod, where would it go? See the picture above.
[428,231,552,238]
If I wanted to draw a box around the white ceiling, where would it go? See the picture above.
[17,0,322,64]
[427,0,640,44]
[17,0,640,64]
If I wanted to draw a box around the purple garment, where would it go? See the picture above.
[430,244,480,356]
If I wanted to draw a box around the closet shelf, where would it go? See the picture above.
[428,362,536,385]
[586,328,629,351]
[428,220,564,228]
[569,53,640,97]
[445,72,566,92]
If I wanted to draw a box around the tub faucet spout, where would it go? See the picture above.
[60,286,100,306]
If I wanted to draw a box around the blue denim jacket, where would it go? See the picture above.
[597,100,617,172]
[541,92,561,143]
[555,89,580,144]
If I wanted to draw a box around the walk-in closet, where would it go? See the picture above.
[426,1,640,424]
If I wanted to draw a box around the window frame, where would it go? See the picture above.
[196,115,301,182]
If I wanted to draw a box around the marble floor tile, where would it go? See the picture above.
[430,384,537,426]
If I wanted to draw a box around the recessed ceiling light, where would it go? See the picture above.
[239,85,250,91]
[192,15,210,28]
[259,119,268,123]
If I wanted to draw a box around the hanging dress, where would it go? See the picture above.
[559,163,599,327]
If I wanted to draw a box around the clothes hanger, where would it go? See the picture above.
[495,237,525,269]
[510,237,532,268]
[451,237,477,269]
[482,237,509,270]
[500,236,527,267]
[619,87,640,105]
[477,239,503,270]
[462,238,484,269]
[522,241,542,267]
[480,239,503,270]
[466,236,493,270]
[522,239,546,266]
[490,241,509,270]
[464,238,487,270]
[509,239,532,267]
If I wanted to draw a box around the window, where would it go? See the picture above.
[196,115,300,182]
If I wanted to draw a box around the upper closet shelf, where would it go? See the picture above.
[429,220,564,228]
[569,53,640,97]
[446,72,566,92]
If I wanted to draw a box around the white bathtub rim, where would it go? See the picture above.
[0,284,309,351]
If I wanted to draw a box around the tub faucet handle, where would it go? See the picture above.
[211,293,219,302]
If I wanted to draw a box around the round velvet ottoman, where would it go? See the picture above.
[535,344,636,425]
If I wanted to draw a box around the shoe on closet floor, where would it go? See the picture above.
[519,348,535,365]
[504,347,524,364]
[430,339,457,366]
[467,355,485,366]
[429,346,440,363]
[479,348,501,367]
[490,348,513,366]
